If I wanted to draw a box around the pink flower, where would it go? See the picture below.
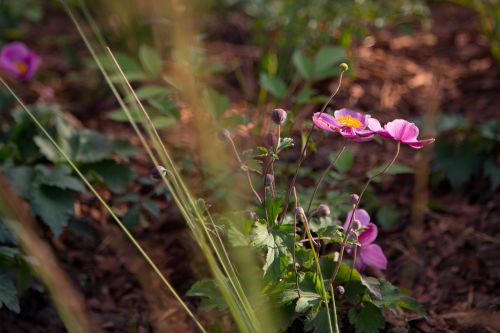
[313,108,374,142]
[0,42,41,80]
[368,118,435,149]
[343,209,387,271]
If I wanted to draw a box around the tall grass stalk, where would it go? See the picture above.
[0,77,207,333]
[63,1,277,331]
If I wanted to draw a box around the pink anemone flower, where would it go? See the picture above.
[312,108,374,142]
[343,209,387,271]
[0,42,41,80]
[368,118,435,149]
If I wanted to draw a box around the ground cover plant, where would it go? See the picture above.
[0,1,498,332]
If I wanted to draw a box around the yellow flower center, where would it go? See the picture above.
[337,115,362,128]
[14,61,28,74]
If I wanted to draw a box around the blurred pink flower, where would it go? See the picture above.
[313,108,374,142]
[344,209,387,271]
[0,42,41,80]
[368,118,435,149]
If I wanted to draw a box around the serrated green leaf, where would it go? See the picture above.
[36,165,85,192]
[134,85,171,100]
[30,185,74,235]
[5,166,33,197]
[85,160,134,193]
[0,270,20,313]
[139,45,163,77]
[122,205,140,229]
[187,279,227,311]
[348,302,385,333]
[304,306,333,332]
[373,280,425,315]
[74,130,114,163]
[295,291,322,313]
[260,73,288,99]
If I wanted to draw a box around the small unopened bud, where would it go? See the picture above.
[339,63,349,72]
[335,285,345,295]
[271,108,287,125]
[351,219,362,231]
[265,174,274,186]
[349,194,360,205]
[294,207,305,221]
[218,128,231,141]
[151,165,167,180]
[316,204,330,218]
[265,132,278,148]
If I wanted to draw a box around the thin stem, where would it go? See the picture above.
[279,70,346,225]
[306,143,347,215]
[328,141,401,288]
[227,135,262,204]
[330,285,340,333]
[293,188,334,333]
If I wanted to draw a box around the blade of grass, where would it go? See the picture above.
[0,77,207,333]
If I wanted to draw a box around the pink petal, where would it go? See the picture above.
[384,119,419,142]
[358,223,378,245]
[312,112,341,132]
[367,118,392,138]
[359,243,387,270]
[405,138,436,149]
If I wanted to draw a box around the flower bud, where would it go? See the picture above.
[349,194,359,205]
[316,204,330,218]
[265,174,275,186]
[151,165,167,180]
[335,285,345,295]
[351,219,362,231]
[265,132,278,148]
[271,108,287,125]
[339,63,349,72]
[218,128,231,141]
[294,207,305,221]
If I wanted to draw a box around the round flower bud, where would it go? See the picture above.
[218,128,231,141]
[339,63,349,72]
[350,219,362,231]
[151,165,167,180]
[265,174,275,186]
[265,132,278,148]
[294,207,305,221]
[316,204,330,218]
[349,194,360,205]
[271,108,287,125]
[335,285,345,295]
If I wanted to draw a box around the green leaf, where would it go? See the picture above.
[203,88,230,118]
[313,46,344,80]
[186,279,228,311]
[0,270,20,313]
[296,87,316,104]
[139,45,163,77]
[333,147,354,173]
[123,205,141,229]
[5,166,33,197]
[484,159,500,191]
[265,197,282,225]
[348,302,385,333]
[292,50,314,80]
[36,165,85,192]
[85,160,134,193]
[0,221,16,245]
[31,185,75,235]
[373,280,425,315]
[304,306,333,332]
[295,291,322,313]
[74,130,114,163]
[260,73,287,99]
[376,205,400,230]
[366,163,414,181]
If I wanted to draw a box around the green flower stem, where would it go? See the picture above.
[279,70,346,225]
[306,142,347,216]
[328,141,401,288]
[330,285,340,333]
